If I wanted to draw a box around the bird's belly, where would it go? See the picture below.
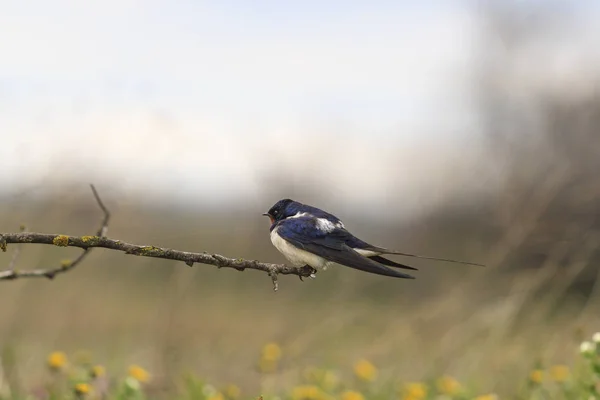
[270,229,331,269]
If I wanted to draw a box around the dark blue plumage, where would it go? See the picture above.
[263,199,417,279]
[263,199,484,280]
[265,199,343,229]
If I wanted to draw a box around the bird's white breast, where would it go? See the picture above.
[270,227,332,270]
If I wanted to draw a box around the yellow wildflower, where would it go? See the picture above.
[403,382,427,400]
[550,365,569,383]
[128,364,150,383]
[90,365,105,378]
[208,393,225,400]
[437,375,461,395]
[261,342,282,362]
[529,369,544,384]
[47,351,68,371]
[474,394,498,400]
[74,383,91,396]
[291,385,324,400]
[353,359,377,382]
[341,390,364,400]
[225,384,241,399]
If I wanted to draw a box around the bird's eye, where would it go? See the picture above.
[273,211,278,215]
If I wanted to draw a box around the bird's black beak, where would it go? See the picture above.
[262,212,275,224]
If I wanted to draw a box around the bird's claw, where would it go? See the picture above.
[298,265,317,281]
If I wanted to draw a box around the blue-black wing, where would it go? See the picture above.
[367,255,418,271]
[276,217,415,279]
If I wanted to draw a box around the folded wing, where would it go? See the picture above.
[367,255,418,271]
[276,217,415,279]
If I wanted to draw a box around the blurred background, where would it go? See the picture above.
[2,0,600,398]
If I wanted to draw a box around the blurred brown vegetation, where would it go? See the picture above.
[2,2,600,399]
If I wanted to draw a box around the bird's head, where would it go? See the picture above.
[262,198,300,224]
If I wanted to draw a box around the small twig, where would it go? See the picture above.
[0,184,110,280]
[269,270,279,292]
[0,185,314,288]
[90,184,110,237]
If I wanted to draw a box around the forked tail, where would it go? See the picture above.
[386,250,485,267]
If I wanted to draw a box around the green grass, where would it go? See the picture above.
[3,335,600,400]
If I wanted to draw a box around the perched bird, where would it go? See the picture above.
[263,199,484,279]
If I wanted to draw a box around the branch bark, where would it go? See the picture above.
[0,185,315,291]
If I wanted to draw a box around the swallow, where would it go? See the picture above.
[263,199,484,279]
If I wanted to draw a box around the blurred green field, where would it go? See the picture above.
[8,334,600,400]
[1,186,600,400]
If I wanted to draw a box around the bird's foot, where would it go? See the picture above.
[298,265,317,281]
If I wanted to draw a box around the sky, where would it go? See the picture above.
[1,1,599,218]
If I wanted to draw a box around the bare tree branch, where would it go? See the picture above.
[0,184,110,281]
[0,185,315,291]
